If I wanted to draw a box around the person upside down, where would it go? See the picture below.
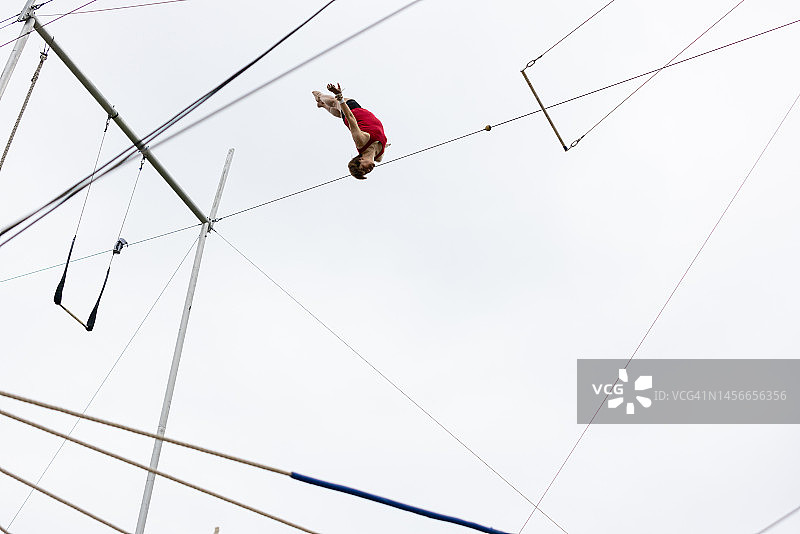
[313,83,389,179]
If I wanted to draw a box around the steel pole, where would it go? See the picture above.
[0,0,37,103]
[31,16,208,224]
[134,149,234,534]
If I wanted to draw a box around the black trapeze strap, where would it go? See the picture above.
[54,237,128,332]
[87,238,127,331]
[53,236,75,306]
[86,267,110,332]
[53,117,142,332]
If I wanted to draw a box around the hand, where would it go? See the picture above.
[327,83,342,96]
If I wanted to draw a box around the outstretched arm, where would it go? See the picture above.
[328,83,370,148]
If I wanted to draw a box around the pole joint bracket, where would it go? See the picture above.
[21,2,41,22]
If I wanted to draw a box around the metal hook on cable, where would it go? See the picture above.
[566,137,583,151]
[523,56,541,70]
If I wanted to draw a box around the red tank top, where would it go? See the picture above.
[343,107,388,158]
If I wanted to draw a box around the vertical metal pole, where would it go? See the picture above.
[0,0,37,103]
[134,149,235,534]
[208,149,235,223]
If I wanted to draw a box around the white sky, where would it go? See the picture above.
[1,0,799,533]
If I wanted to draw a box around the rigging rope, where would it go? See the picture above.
[77,115,112,231]
[0,223,199,284]
[0,0,354,248]
[0,12,20,25]
[571,0,747,147]
[0,46,48,173]
[204,16,799,222]
[291,472,511,534]
[0,407,318,534]
[0,390,516,534]
[82,153,146,330]
[213,230,569,534]
[0,465,129,534]
[38,0,190,17]
[42,3,346,323]
[522,0,747,152]
[518,87,800,534]
[5,237,199,530]
[755,503,800,534]
[523,0,617,68]
[53,115,132,331]
[1,9,796,249]
[519,0,618,151]
[0,0,101,50]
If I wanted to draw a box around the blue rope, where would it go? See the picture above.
[290,472,511,534]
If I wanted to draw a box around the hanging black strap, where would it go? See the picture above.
[85,238,127,331]
[55,238,126,332]
[54,235,76,305]
[83,154,141,331]
[86,267,111,332]
[53,115,115,331]
[54,150,143,331]
[54,113,143,331]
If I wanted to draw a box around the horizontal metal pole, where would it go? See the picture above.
[32,16,208,224]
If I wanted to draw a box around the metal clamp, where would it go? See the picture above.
[113,238,128,254]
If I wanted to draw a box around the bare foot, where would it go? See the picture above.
[312,90,324,108]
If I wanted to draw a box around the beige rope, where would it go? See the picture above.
[0,407,319,534]
[0,389,290,476]
[0,464,130,534]
[0,50,47,173]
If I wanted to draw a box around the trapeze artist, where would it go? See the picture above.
[313,83,389,180]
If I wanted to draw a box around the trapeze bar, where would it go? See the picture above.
[521,69,568,151]
[58,304,88,330]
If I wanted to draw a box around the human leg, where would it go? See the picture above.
[312,90,342,117]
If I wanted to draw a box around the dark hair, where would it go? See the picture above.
[348,155,368,179]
